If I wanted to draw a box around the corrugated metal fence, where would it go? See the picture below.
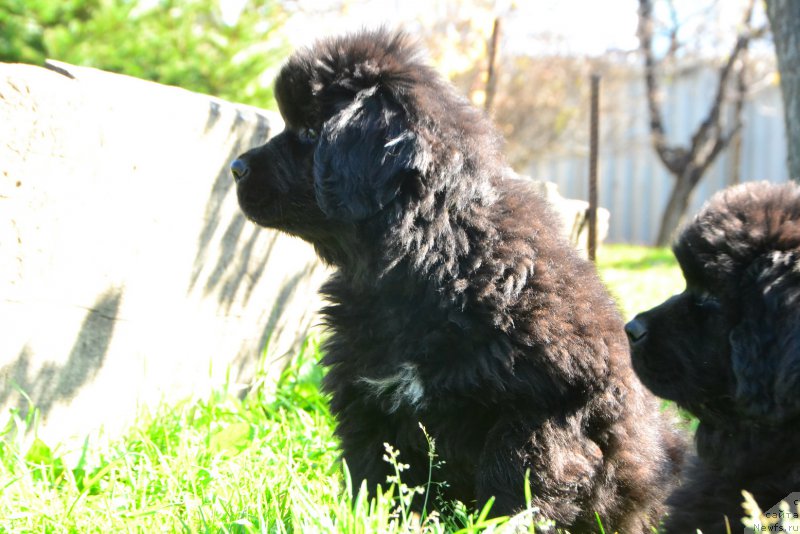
[526,63,789,245]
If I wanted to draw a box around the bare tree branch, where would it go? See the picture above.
[639,0,763,245]
[665,0,681,58]
[637,0,687,175]
[688,0,760,171]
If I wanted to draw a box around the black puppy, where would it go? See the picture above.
[627,181,800,533]
[233,29,683,532]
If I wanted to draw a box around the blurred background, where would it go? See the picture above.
[1,0,791,245]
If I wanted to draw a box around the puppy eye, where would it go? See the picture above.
[298,128,319,144]
[694,291,720,311]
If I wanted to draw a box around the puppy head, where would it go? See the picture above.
[277,30,431,222]
[627,182,800,425]
[233,28,502,261]
[234,30,442,236]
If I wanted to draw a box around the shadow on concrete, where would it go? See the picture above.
[0,286,123,427]
[188,102,327,378]
[214,227,279,313]
[188,104,273,309]
[204,100,222,133]
[232,263,315,384]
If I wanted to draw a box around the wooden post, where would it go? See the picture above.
[485,18,501,113]
[588,74,600,262]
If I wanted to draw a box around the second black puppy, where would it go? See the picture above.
[233,29,683,532]
[627,181,800,533]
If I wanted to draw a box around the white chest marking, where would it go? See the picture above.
[359,363,426,413]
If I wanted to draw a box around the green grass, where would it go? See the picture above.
[0,245,686,533]
[596,244,685,320]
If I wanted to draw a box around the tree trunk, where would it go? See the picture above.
[639,0,757,246]
[656,170,700,246]
[766,0,800,181]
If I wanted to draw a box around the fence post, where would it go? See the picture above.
[588,74,600,262]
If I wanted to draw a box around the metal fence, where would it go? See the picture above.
[526,63,789,245]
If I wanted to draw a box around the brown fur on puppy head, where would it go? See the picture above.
[274,29,427,132]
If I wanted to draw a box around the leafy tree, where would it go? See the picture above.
[0,0,100,64]
[0,0,286,108]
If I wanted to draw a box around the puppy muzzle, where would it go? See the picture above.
[230,158,251,183]
[625,318,648,343]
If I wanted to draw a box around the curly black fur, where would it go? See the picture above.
[234,28,684,532]
[627,181,800,533]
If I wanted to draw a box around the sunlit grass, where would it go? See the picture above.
[597,243,685,320]
[1,339,541,533]
[0,244,688,533]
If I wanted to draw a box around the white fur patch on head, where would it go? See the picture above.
[359,363,426,413]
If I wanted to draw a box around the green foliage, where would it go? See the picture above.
[0,0,286,107]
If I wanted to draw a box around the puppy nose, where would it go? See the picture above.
[625,318,648,343]
[230,158,250,182]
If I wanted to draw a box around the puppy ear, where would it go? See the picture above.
[313,87,421,221]
[731,251,800,422]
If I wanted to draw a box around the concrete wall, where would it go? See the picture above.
[0,61,328,446]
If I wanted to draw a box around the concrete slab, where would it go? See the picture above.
[0,61,328,446]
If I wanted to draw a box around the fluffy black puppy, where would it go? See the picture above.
[627,181,800,533]
[233,29,683,532]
